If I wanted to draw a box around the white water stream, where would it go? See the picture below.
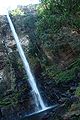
[6,11,46,110]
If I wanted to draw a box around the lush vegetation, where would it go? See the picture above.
[0,1,80,119]
[9,0,80,83]
[36,0,80,82]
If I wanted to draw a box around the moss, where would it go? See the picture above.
[41,56,80,83]
[55,68,75,83]
[0,92,19,107]
[75,85,80,97]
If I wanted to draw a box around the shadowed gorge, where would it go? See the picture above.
[0,0,80,120]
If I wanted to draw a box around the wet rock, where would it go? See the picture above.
[69,86,76,93]
[0,107,2,119]
[4,89,13,96]
[42,114,50,120]
[70,96,79,102]
[77,72,80,79]
[7,40,16,49]
[58,98,67,104]
[63,111,80,120]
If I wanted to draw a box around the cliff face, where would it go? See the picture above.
[0,5,37,99]
[0,11,37,118]
[0,5,80,120]
[0,16,15,97]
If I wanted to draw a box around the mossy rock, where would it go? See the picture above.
[75,85,80,97]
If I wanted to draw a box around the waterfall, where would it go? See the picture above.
[6,11,46,111]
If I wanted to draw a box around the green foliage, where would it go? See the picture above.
[41,57,80,83]
[56,57,80,83]
[35,0,80,83]
[0,91,19,107]
[9,2,80,84]
[75,85,80,96]
[10,8,24,16]
[55,68,76,83]
[36,0,80,45]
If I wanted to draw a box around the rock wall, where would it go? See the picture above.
[0,12,37,117]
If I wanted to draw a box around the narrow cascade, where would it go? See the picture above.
[6,11,46,111]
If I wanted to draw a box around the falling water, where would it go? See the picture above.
[6,11,46,110]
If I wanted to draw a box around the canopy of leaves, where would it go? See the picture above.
[10,1,80,83]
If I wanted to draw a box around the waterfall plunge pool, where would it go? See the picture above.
[6,11,59,120]
[20,104,59,120]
